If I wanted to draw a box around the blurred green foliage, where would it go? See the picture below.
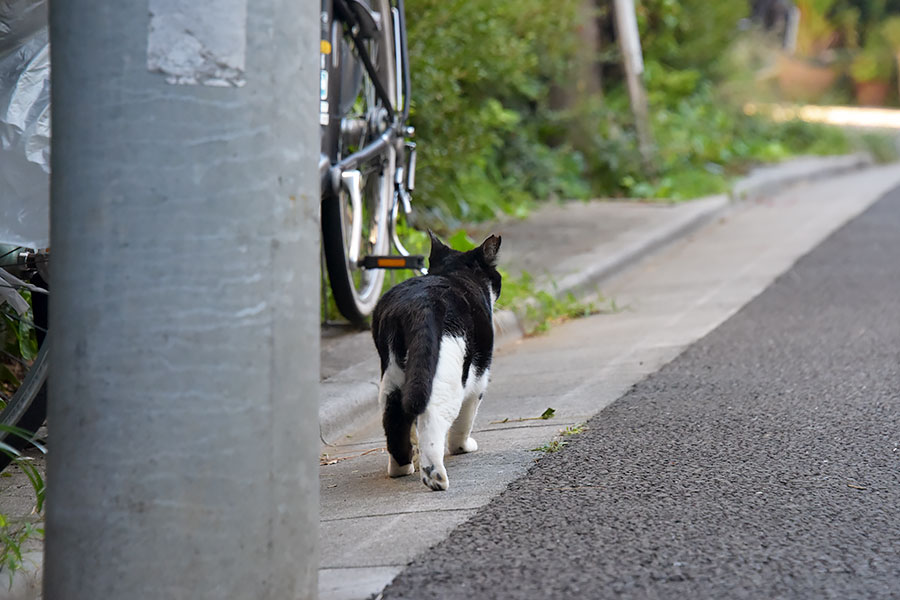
[401,0,892,224]
[636,0,748,75]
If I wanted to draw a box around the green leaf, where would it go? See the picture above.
[446,230,477,251]
[0,424,41,443]
[16,320,37,362]
[540,407,556,420]
[0,441,21,459]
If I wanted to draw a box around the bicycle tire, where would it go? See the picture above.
[322,0,398,325]
[0,273,48,472]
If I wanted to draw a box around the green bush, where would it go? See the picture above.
[401,0,881,224]
[406,0,584,227]
[575,67,855,201]
[849,41,894,81]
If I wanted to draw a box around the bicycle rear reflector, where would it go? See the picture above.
[360,255,425,270]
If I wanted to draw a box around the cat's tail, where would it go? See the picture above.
[400,315,441,416]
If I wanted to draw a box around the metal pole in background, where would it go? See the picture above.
[613,0,655,171]
[45,1,319,598]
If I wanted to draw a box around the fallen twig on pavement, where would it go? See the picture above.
[320,447,385,466]
[490,407,556,424]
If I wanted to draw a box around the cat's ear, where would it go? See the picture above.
[479,234,501,267]
[428,230,451,265]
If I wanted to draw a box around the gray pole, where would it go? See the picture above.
[45,2,319,599]
[613,0,655,171]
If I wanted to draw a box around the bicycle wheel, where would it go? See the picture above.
[0,258,48,472]
[322,0,397,325]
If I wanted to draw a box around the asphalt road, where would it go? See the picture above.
[378,186,900,599]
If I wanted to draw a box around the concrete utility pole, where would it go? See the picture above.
[613,0,655,170]
[46,2,320,599]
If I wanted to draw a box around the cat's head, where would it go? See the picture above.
[428,231,502,303]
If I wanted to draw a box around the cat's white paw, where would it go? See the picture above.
[388,457,415,478]
[451,437,478,455]
[420,464,449,491]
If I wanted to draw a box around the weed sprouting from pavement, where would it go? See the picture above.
[496,270,614,335]
[561,423,586,436]
[532,440,568,453]
[0,425,45,588]
[532,423,587,454]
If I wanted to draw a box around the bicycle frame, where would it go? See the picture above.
[319,0,420,269]
[318,0,411,192]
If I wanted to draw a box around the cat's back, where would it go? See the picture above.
[374,271,489,326]
[375,274,455,320]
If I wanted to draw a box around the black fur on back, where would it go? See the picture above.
[372,233,502,418]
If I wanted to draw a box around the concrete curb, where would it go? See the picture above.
[547,194,730,298]
[730,153,873,202]
[318,153,876,445]
[488,153,875,351]
[320,380,381,445]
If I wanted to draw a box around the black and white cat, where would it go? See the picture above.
[372,232,502,491]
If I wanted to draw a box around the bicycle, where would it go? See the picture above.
[0,0,422,466]
[0,247,49,471]
[0,2,51,470]
[319,0,424,326]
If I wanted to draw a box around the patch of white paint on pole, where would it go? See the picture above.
[147,0,247,87]
[613,0,654,169]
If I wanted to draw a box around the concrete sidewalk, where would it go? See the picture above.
[378,160,900,600]
[318,152,871,446]
[318,154,895,600]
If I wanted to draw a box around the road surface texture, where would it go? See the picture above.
[378,188,900,597]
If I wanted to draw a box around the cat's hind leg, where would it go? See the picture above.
[384,388,415,477]
[380,359,414,477]
[448,369,489,455]
[417,405,453,491]
[417,336,466,491]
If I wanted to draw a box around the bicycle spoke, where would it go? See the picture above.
[0,308,46,336]
[0,247,23,264]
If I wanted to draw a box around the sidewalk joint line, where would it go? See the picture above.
[320,564,407,570]
[322,506,477,523]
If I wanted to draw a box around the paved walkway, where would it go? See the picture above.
[318,159,900,600]
[379,171,900,599]
[318,154,872,445]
